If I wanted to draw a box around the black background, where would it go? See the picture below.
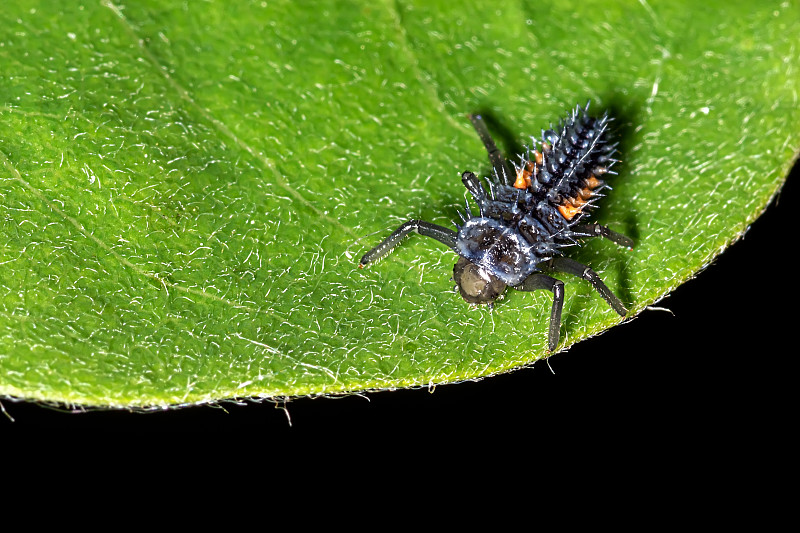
[3,161,795,434]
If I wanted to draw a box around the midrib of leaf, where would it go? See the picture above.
[382,0,467,134]
[102,1,352,238]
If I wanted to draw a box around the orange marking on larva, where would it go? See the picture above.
[533,149,543,166]
[557,174,605,221]
[585,175,602,189]
[571,195,588,206]
[514,169,528,189]
[558,204,582,220]
[513,160,535,190]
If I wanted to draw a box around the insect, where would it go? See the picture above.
[359,102,633,351]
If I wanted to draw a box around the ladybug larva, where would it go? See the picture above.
[360,103,633,351]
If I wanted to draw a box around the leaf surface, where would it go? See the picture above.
[1,0,798,407]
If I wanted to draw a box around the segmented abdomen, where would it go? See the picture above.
[513,103,618,223]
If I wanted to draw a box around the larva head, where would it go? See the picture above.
[453,256,507,305]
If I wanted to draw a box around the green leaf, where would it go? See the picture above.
[1,0,798,408]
